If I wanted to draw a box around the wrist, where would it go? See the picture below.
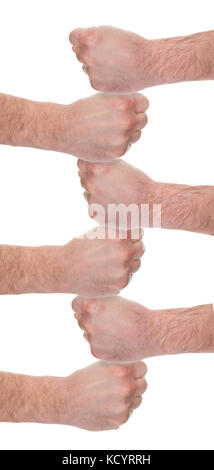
[158,304,214,355]
[143,32,214,88]
[32,374,79,426]
[25,100,70,153]
[28,241,78,294]
[16,374,67,424]
[157,182,214,234]
[16,244,65,294]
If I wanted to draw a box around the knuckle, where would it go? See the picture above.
[80,319,89,331]
[140,113,148,128]
[85,298,98,314]
[84,179,95,194]
[121,114,135,130]
[91,346,101,359]
[118,275,129,289]
[120,381,134,398]
[143,96,150,110]
[118,412,130,425]
[111,365,129,378]
[113,143,127,158]
[118,146,127,157]
[80,52,88,64]
[90,78,99,91]
[115,96,132,111]
[132,259,141,272]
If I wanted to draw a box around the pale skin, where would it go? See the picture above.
[0,92,148,161]
[72,296,214,363]
[0,227,144,296]
[78,159,214,236]
[0,362,147,431]
[69,26,214,92]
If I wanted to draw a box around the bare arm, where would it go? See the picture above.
[69,27,214,92]
[73,296,214,362]
[0,92,148,160]
[141,30,214,88]
[155,182,214,236]
[0,362,147,430]
[0,371,62,423]
[77,160,214,236]
[0,93,64,151]
[149,303,214,357]
[0,244,63,294]
[0,228,143,295]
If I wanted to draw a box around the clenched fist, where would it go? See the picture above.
[72,296,214,362]
[63,361,147,431]
[78,159,214,235]
[57,227,144,296]
[72,295,147,361]
[66,93,149,161]
[69,26,149,92]
[0,92,148,161]
[78,159,156,228]
[0,363,148,431]
[69,26,214,92]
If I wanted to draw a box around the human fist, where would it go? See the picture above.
[78,159,157,228]
[72,295,151,362]
[62,361,147,431]
[64,93,148,161]
[69,26,150,92]
[57,227,144,296]
[73,296,214,361]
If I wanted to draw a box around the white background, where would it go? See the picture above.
[0,0,213,451]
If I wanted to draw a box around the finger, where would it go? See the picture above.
[129,130,142,144]
[76,314,89,332]
[80,176,87,189]
[80,175,94,192]
[132,395,142,410]
[130,258,141,273]
[80,27,100,47]
[83,332,90,343]
[72,45,81,55]
[71,296,84,314]
[133,94,149,113]
[134,113,148,130]
[69,28,85,47]
[135,377,148,396]
[77,159,90,172]
[83,191,90,202]
[133,361,147,379]
[75,50,86,64]
[82,64,90,76]
[75,316,85,331]
[133,241,145,258]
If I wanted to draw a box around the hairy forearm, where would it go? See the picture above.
[141,30,214,88]
[0,371,67,424]
[143,180,214,235]
[140,303,214,358]
[159,182,214,235]
[0,93,72,153]
[0,244,67,294]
